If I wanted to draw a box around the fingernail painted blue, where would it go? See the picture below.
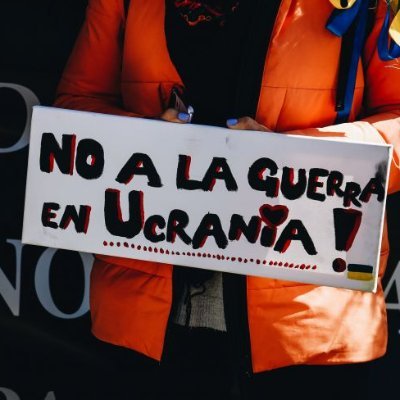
[178,112,190,122]
[227,118,238,126]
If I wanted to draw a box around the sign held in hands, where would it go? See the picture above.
[22,106,392,292]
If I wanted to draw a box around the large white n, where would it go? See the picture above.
[0,240,24,316]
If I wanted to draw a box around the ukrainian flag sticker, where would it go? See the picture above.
[347,264,373,281]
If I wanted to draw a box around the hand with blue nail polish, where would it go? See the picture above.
[178,112,191,122]
[226,116,271,132]
[226,118,238,127]
[160,108,192,124]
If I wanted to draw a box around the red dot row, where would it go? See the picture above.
[102,241,317,270]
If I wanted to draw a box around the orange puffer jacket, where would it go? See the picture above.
[55,0,400,373]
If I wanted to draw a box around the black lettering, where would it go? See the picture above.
[281,167,307,200]
[307,168,329,202]
[192,213,228,249]
[59,205,91,234]
[41,202,60,229]
[260,226,276,247]
[75,139,104,180]
[167,210,192,245]
[359,178,385,203]
[274,220,317,255]
[144,215,166,243]
[333,208,362,251]
[176,155,203,190]
[104,189,144,238]
[40,133,75,175]
[116,153,162,187]
[248,158,280,197]
[326,170,345,197]
[343,182,362,207]
[202,157,238,191]
[228,214,261,243]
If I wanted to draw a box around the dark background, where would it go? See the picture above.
[0,1,399,399]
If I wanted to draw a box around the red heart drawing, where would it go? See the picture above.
[259,204,289,226]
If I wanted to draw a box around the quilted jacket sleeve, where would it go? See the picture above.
[54,0,138,117]
[289,2,400,195]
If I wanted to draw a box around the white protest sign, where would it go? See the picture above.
[22,106,392,292]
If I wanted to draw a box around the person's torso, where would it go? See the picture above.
[121,0,369,131]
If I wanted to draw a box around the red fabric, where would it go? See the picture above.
[173,0,239,26]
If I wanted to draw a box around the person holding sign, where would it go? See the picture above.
[54,0,400,399]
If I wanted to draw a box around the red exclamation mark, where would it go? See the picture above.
[332,208,362,272]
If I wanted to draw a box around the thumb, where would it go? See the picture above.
[226,117,271,132]
[160,108,192,124]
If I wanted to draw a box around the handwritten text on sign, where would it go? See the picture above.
[22,107,392,292]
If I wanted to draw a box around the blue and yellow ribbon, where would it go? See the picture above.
[326,0,400,123]
[327,0,361,36]
[326,0,369,123]
[328,0,400,53]
[377,0,400,60]
[389,0,400,45]
[329,0,358,10]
